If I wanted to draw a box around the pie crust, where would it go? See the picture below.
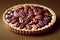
[3,4,56,35]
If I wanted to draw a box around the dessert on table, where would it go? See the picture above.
[3,4,56,35]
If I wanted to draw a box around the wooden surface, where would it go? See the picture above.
[0,0,60,40]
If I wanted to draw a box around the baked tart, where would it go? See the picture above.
[3,4,56,35]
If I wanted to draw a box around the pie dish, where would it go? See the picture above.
[3,4,56,35]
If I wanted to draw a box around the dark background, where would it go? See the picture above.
[0,0,60,40]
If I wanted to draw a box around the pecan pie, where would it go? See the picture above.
[3,4,56,35]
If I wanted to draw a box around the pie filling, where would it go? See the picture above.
[5,5,52,30]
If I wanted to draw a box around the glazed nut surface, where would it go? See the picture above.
[3,4,56,35]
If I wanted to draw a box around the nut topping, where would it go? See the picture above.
[31,24,37,30]
[19,17,23,23]
[5,5,52,30]
[26,24,32,30]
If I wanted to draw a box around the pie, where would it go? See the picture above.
[3,4,56,35]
